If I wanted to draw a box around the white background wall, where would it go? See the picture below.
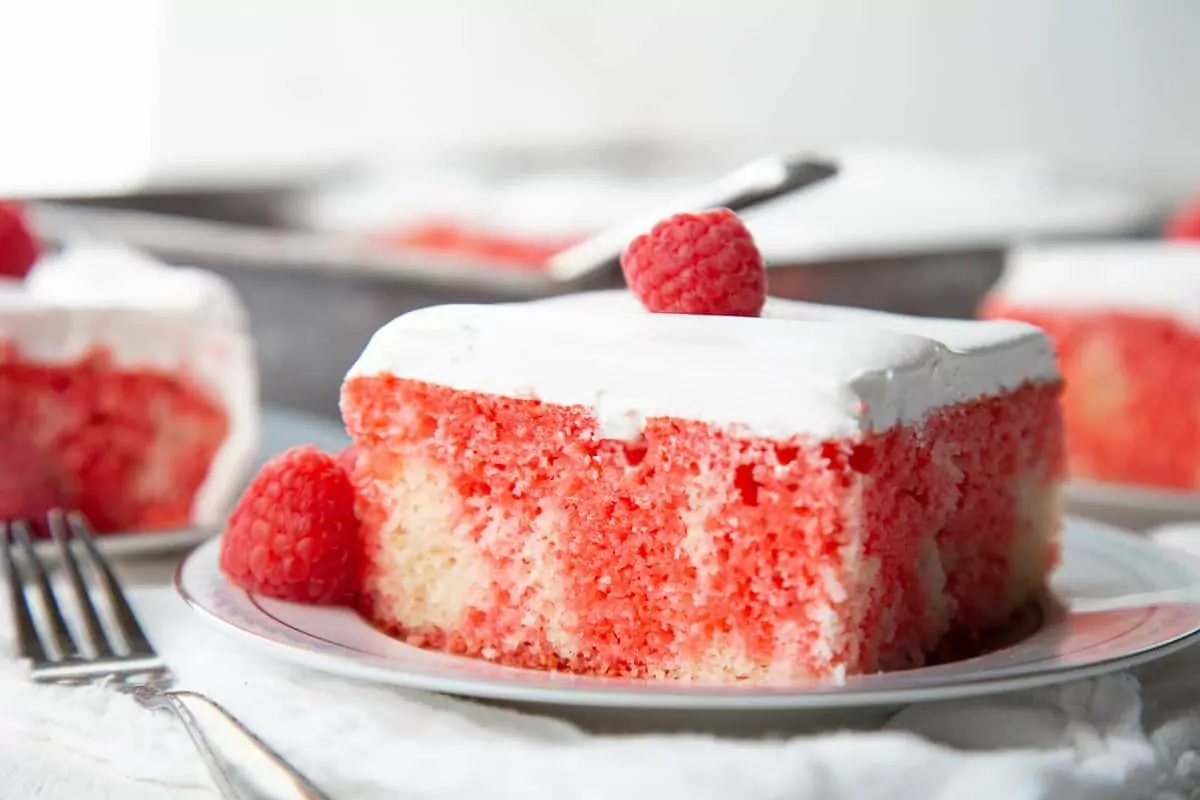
[4,0,1199,197]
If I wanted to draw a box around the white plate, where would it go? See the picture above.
[175,517,1200,710]
[37,405,348,560]
[1065,480,1200,532]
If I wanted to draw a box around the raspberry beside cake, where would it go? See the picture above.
[340,293,1063,682]
[0,243,259,533]
[981,243,1200,491]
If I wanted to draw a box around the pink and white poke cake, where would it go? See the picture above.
[982,242,1200,491]
[0,209,258,533]
[221,208,1063,683]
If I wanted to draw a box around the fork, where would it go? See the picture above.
[1,510,333,800]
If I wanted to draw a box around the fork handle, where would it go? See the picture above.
[164,691,333,800]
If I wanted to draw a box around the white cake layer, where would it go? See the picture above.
[0,244,259,527]
[348,290,1057,440]
[992,242,1200,325]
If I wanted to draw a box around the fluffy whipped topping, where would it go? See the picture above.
[991,242,1200,327]
[0,244,259,527]
[22,244,248,327]
[348,290,1057,440]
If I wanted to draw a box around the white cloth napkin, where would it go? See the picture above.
[3,530,1200,800]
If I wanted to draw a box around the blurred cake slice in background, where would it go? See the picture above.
[981,242,1200,491]
[293,151,700,273]
[0,240,259,533]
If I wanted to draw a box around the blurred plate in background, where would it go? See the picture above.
[1065,480,1200,533]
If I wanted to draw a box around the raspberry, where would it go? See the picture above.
[1165,195,1200,240]
[620,208,766,316]
[0,202,40,280]
[219,445,360,605]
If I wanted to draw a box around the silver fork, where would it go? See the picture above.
[1,510,333,800]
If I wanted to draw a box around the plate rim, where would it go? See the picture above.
[175,516,1200,710]
[1066,478,1200,510]
[51,526,214,559]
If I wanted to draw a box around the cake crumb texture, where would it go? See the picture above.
[343,375,1062,682]
[982,300,1200,490]
[0,344,228,532]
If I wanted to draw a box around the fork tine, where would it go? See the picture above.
[48,511,113,658]
[1,522,49,663]
[11,521,79,660]
[66,512,155,657]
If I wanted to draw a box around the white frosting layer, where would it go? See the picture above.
[0,244,259,527]
[348,291,1057,440]
[992,242,1200,326]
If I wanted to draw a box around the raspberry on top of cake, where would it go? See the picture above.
[328,208,1064,684]
[0,201,40,280]
[0,239,258,532]
[982,241,1200,490]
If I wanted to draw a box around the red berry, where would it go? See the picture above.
[219,445,360,605]
[1165,196,1200,240]
[620,208,766,317]
[0,202,40,280]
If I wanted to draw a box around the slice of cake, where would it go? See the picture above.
[0,243,259,533]
[981,242,1200,491]
[340,287,1062,682]
[210,208,1060,683]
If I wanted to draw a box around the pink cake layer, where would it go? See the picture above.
[342,375,1064,683]
[982,300,1200,490]
[0,344,229,533]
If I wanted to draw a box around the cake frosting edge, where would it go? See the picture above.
[991,241,1200,325]
[346,290,1059,440]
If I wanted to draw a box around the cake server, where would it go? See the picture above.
[1,510,332,800]
[546,154,838,281]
